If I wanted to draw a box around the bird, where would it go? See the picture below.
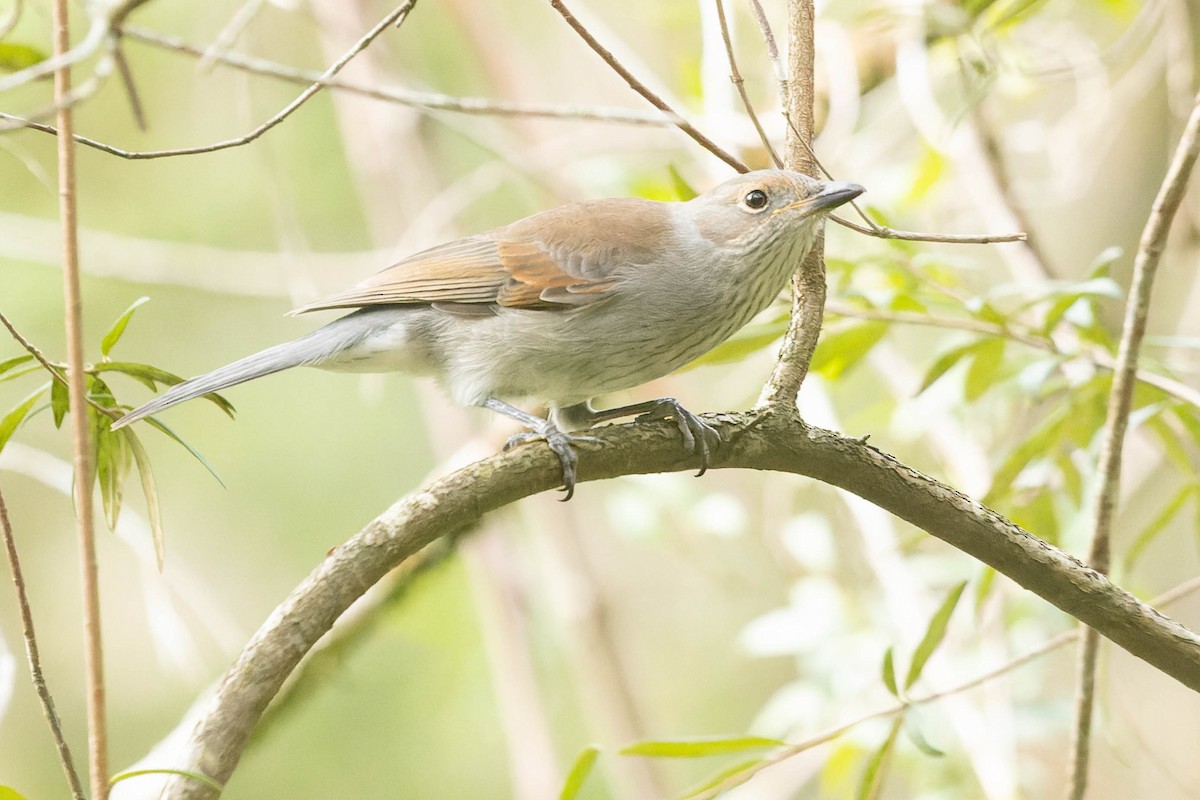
[113,169,864,498]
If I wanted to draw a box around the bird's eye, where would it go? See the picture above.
[744,189,769,210]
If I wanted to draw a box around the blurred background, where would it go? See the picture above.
[2,0,1200,798]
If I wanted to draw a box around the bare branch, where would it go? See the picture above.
[833,215,1028,244]
[756,0,821,409]
[0,486,87,800]
[714,0,781,167]
[153,413,1200,799]
[547,0,749,173]
[1067,90,1200,800]
[11,1,418,161]
[49,0,108,796]
[744,0,786,106]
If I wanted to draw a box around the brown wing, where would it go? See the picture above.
[290,198,670,315]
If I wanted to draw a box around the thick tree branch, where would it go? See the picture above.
[159,413,1200,799]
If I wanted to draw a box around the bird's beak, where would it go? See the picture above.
[774,180,865,216]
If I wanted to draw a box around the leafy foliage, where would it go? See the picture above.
[0,301,229,568]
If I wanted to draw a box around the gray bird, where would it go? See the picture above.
[113,170,864,497]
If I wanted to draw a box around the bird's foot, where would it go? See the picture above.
[633,398,721,477]
[504,423,601,501]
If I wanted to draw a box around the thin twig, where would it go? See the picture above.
[0,309,123,418]
[744,0,786,106]
[124,24,679,125]
[714,0,781,167]
[28,1,417,161]
[833,215,1027,244]
[112,40,147,131]
[689,574,1200,800]
[547,0,749,173]
[195,0,265,72]
[0,486,87,800]
[50,0,108,797]
[1065,91,1200,800]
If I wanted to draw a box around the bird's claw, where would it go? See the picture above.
[503,426,599,501]
[634,398,720,477]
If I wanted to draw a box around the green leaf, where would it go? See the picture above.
[904,580,968,690]
[985,403,1071,505]
[95,362,236,417]
[676,757,765,800]
[0,354,34,377]
[973,566,997,614]
[964,338,1005,402]
[1124,484,1197,573]
[143,417,225,487]
[0,43,48,72]
[1041,276,1122,336]
[687,319,786,368]
[811,322,889,380]
[101,296,150,358]
[0,384,49,455]
[0,785,30,800]
[856,716,902,800]
[918,339,988,394]
[109,768,224,792]
[51,378,69,428]
[668,165,698,201]
[903,715,944,757]
[124,428,166,570]
[0,364,42,384]
[620,735,784,759]
[558,745,600,800]
[881,648,898,697]
[95,417,132,531]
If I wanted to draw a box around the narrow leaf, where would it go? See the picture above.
[904,580,968,690]
[558,745,600,800]
[109,768,224,792]
[881,648,898,697]
[668,164,698,200]
[0,43,48,72]
[0,364,43,384]
[95,362,235,417]
[0,354,34,377]
[903,715,944,757]
[918,339,989,394]
[964,338,1005,402]
[124,428,166,570]
[676,758,765,800]
[143,418,225,487]
[101,296,150,358]
[0,384,49,455]
[0,785,31,800]
[1124,484,1196,572]
[855,716,902,800]
[95,418,132,531]
[811,322,889,379]
[620,736,784,759]
[51,378,69,428]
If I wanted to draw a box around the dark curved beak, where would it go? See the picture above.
[810,180,865,211]
[774,180,865,216]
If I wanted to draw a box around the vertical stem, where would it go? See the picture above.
[50,1,109,797]
[1065,92,1200,800]
[757,0,824,409]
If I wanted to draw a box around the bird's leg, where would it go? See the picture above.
[483,398,600,501]
[559,398,720,477]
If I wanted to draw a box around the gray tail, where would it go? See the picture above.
[112,317,370,430]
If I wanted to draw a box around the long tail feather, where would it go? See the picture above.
[112,315,375,429]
